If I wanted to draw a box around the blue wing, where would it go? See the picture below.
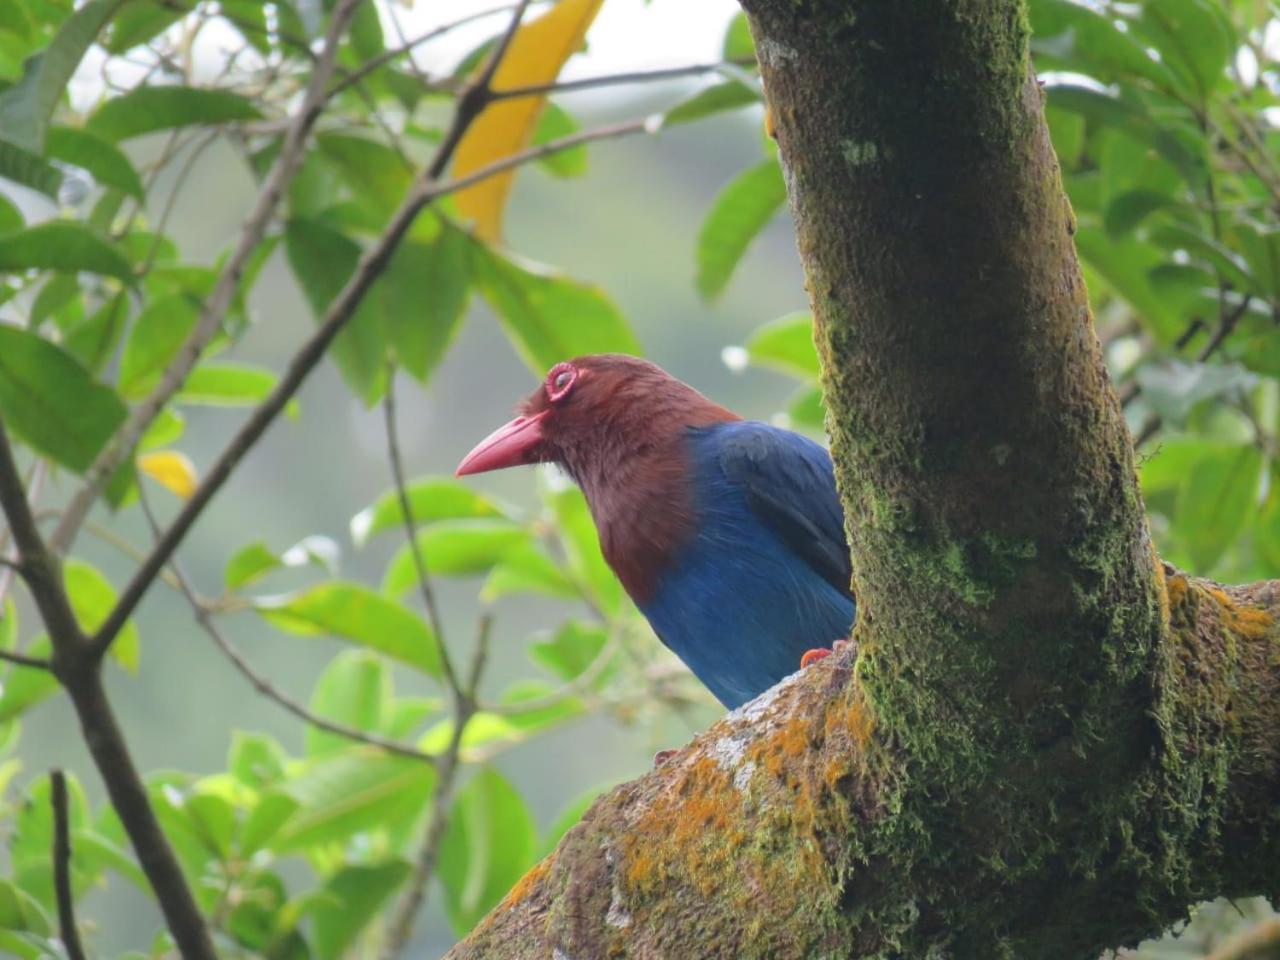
[638,421,856,709]
[714,421,853,601]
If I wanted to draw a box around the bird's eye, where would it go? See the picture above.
[546,363,576,401]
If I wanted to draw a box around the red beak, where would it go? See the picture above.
[455,410,549,476]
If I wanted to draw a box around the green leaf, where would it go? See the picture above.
[224,541,281,589]
[1175,444,1263,572]
[104,0,188,53]
[1028,0,1178,89]
[305,651,388,757]
[315,132,412,219]
[723,11,754,60]
[664,79,760,128]
[284,216,387,403]
[0,636,57,723]
[229,730,290,790]
[548,482,623,615]
[88,86,261,142]
[313,860,409,960]
[696,158,786,302]
[0,597,15,651]
[1103,190,1178,238]
[1043,83,1206,189]
[1135,361,1257,425]
[256,581,442,676]
[381,225,471,382]
[0,138,61,197]
[0,325,126,472]
[0,0,124,151]
[480,542,578,602]
[175,362,298,417]
[63,558,140,672]
[381,519,531,597]
[472,244,641,374]
[528,620,607,682]
[45,125,145,199]
[65,289,129,373]
[351,475,510,547]
[531,102,586,177]
[0,221,133,280]
[1074,227,1185,342]
[272,748,434,851]
[1131,0,1234,99]
[438,767,537,935]
[118,293,199,396]
[1139,438,1238,494]
[745,311,818,379]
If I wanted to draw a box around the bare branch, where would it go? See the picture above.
[382,614,494,960]
[51,0,366,556]
[0,648,53,671]
[138,490,437,766]
[0,420,85,652]
[488,60,752,101]
[384,371,456,688]
[50,770,88,960]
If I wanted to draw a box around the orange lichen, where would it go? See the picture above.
[1165,573,1189,614]
[502,857,552,908]
[1204,585,1276,640]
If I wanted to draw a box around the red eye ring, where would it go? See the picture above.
[546,362,577,402]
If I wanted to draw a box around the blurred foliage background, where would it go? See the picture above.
[0,0,1275,958]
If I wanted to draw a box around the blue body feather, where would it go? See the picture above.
[639,421,856,708]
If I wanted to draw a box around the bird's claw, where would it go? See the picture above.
[800,638,851,669]
[653,749,679,767]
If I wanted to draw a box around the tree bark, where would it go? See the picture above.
[445,2,1280,957]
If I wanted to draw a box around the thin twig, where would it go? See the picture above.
[331,2,542,96]
[51,770,88,960]
[135,492,438,766]
[383,370,456,689]
[381,614,493,960]
[488,60,750,101]
[52,0,366,557]
[0,648,53,670]
[90,67,651,656]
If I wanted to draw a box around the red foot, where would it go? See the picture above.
[800,648,831,667]
[653,749,679,767]
[800,638,851,669]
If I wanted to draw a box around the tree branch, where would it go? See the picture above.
[487,61,752,101]
[50,770,88,960]
[383,370,455,687]
[382,613,492,960]
[0,424,218,960]
[50,0,365,556]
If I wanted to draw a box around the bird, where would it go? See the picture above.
[456,354,855,710]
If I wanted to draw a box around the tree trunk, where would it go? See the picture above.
[445,2,1280,957]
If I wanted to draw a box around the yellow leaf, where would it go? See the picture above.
[137,450,198,500]
[453,0,605,241]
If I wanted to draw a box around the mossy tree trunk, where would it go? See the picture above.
[445,2,1280,957]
